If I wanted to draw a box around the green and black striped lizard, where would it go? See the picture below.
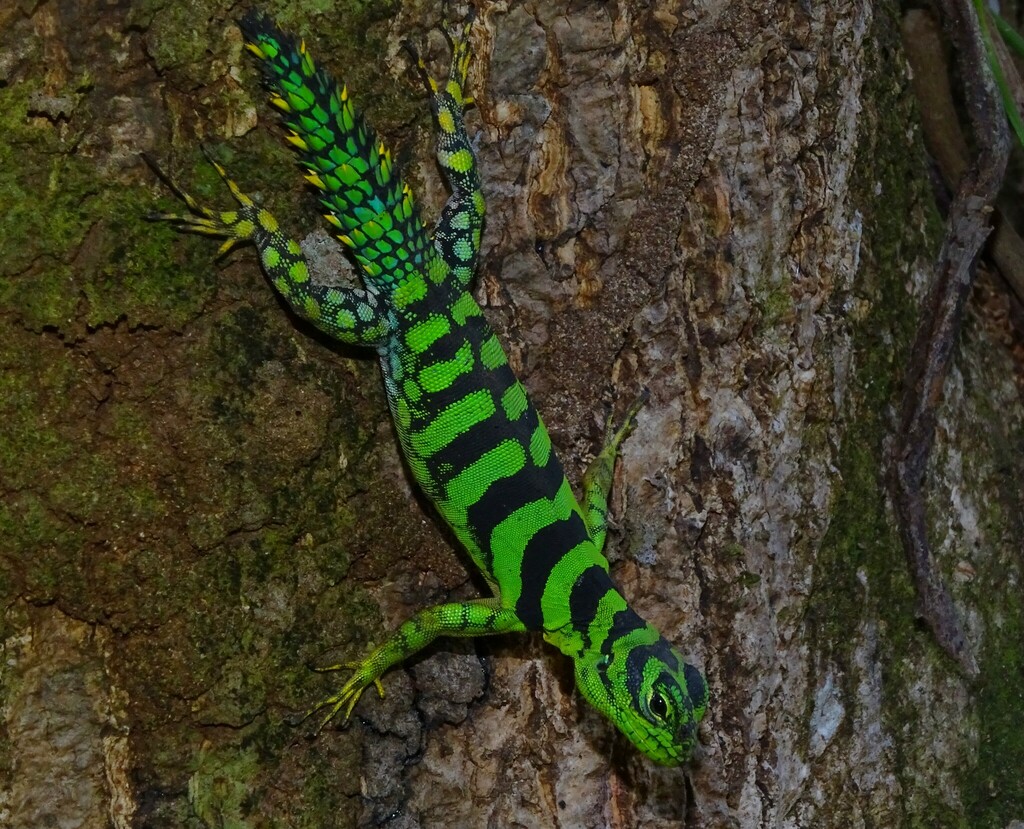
[149,9,708,766]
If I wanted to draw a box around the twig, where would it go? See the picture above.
[888,0,1010,676]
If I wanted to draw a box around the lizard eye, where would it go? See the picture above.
[649,690,669,721]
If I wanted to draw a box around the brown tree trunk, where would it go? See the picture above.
[1,1,1022,827]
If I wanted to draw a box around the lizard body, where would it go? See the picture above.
[150,9,708,765]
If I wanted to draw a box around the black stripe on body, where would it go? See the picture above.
[601,607,647,656]
[464,424,566,575]
[423,396,509,466]
[411,319,477,375]
[568,564,616,649]
[514,510,591,630]
[417,389,535,485]
[400,305,507,439]
[405,357,497,437]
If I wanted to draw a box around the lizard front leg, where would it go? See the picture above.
[582,389,650,553]
[310,597,526,727]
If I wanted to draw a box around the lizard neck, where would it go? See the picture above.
[544,564,644,660]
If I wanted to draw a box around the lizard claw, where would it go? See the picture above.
[289,660,387,734]
[605,387,650,450]
[403,8,476,101]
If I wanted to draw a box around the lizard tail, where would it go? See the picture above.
[238,9,432,288]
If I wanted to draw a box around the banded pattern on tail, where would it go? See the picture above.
[239,9,434,289]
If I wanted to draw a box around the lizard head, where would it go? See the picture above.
[573,634,708,765]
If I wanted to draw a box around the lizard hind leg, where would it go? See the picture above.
[143,148,263,258]
[438,6,476,103]
[403,7,476,101]
[146,151,393,348]
[403,10,485,288]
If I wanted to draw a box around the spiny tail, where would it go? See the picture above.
[238,9,431,287]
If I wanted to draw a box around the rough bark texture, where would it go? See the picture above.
[1,0,1023,827]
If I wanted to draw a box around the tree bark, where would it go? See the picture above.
[1,1,1023,827]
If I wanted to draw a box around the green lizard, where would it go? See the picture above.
[149,9,708,766]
